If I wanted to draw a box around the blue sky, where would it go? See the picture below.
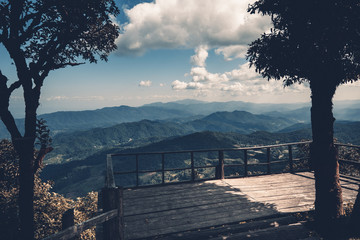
[1,0,360,117]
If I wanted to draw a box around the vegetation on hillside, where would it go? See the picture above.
[0,140,98,239]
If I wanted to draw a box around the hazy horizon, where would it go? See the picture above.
[6,98,360,119]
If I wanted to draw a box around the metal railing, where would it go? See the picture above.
[336,143,360,178]
[105,141,313,188]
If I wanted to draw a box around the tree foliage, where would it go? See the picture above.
[0,139,98,240]
[0,1,119,238]
[247,1,360,86]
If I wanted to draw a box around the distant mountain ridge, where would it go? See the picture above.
[0,105,194,138]
[186,111,295,133]
[1,99,359,139]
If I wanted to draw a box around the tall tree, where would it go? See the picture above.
[0,1,119,239]
[247,0,360,227]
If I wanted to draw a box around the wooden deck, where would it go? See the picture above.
[122,172,360,239]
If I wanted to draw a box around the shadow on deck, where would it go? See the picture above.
[122,172,360,239]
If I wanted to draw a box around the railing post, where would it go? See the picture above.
[191,152,195,181]
[244,149,248,177]
[102,187,124,240]
[288,145,294,173]
[106,154,116,188]
[162,153,165,184]
[216,150,224,179]
[136,154,139,187]
[267,148,271,174]
[62,209,75,240]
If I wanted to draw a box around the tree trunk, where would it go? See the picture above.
[15,138,36,240]
[15,77,40,240]
[310,83,343,228]
[350,186,360,233]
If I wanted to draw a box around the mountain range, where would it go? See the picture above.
[1,99,360,139]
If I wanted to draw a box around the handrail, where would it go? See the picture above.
[336,143,360,149]
[108,141,360,188]
[107,141,314,188]
[42,187,124,240]
[42,209,118,240]
[110,141,313,157]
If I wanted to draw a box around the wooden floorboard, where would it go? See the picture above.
[124,194,248,216]
[124,187,245,207]
[125,197,253,222]
[126,210,277,239]
[123,172,360,239]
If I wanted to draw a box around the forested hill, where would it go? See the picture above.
[45,110,297,164]
[45,109,360,165]
[45,120,194,164]
[41,121,360,197]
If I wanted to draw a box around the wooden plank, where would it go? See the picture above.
[125,185,241,202]
[243,188,314,199]
[207,223,312,240]
[124,194,249,216]
[224,181,313,190]
[125,200,277,230]
[122,172,359,239]
[124,187,246,208]
[106,155,116,188]
[125,208,277,239]
[125,197,269,224]
[249,190,315,202]
[230,183,313,193]
[154,215,297,240]
[124,180,228,199]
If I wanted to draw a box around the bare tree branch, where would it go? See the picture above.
[51,62,85,70]
[8,80,21,93]
[0,109,22,139]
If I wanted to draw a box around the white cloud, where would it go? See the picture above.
[172,80,188,90]
[215,45,248,61]
[44,96,106,101]
[115,0,271,57]
[172,47,309,97]
[191,45,209,67]
[139,80,152,87]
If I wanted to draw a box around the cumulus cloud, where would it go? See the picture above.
[215,45,248,61]
[172,80,188,90]
[115,0,270,57]
[191,45,209,67]
[139,80,152,87]
[172,47,308,97]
